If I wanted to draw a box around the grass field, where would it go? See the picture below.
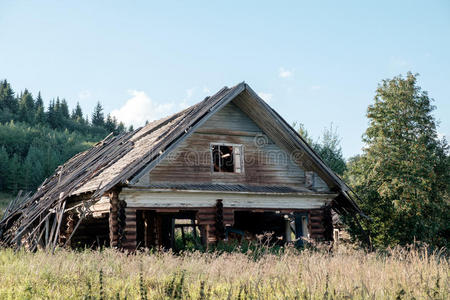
[0,245,447,299]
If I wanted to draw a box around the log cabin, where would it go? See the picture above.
[0,82,364,251]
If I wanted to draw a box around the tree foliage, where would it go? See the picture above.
[295,122,346,175]
[0,79,127,194]
[344,73,449,248]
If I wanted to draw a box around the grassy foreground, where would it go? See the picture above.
[0,246,447,299]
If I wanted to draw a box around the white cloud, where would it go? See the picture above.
[311,85,321,91]
[389,56,409,68]
[186,87,196,99]
[258,92,273,103]
[111,90,175,128]
[202,87,211,94]
[78,90,91,99]
[279,67,293,78]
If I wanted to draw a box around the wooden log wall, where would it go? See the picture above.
[308,208,332,240]
[196,207,216,245]
[122,207,137,250]
[109,190,119,247]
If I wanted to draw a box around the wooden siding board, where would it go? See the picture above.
[138,102,313,188]
[119,189,335,209]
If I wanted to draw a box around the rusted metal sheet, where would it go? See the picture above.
[135,183,314,193]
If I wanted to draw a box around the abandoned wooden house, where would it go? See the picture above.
[0,82,364,251]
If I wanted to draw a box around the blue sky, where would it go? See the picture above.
[1,1,449,158]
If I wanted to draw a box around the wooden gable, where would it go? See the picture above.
[133,101,329,191]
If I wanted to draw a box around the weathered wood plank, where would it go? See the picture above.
[134,101,312,188]
[121,189,335,209]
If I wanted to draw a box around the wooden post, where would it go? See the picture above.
[196,207,217,249]
[122,207,137,251]
[285,218,292,242]
[109,190,119,248]
[215,199,225,241]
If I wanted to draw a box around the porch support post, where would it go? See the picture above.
[214,199,225,242]
[109,190,119,248]
[122,207,137,251]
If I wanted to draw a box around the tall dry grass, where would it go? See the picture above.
[0,245,447,299]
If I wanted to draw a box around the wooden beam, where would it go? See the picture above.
[109,190,119,247]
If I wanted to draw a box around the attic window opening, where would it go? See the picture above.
[211,144,242,173]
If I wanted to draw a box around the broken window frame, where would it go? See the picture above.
[210,143,244,174]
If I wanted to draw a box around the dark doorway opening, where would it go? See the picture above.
[136,210,202,251]
[230,211,286,244]
[69,215,110,248]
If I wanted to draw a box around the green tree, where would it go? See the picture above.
[71,102,84,121]
[18,89,35,124]
[0,147,9,190]
[0,80,18,121]
[35,91,44,108]
[60,99,70,119]
[344,73,450,248]
[105,114,117,133]
[117,121,125,133]
[34,92,46,124]
[293,121,314,145]
[92,102,105,127]
[22,146,45,191]
[294,122,346,175]
[7,153,21,193]
[315,124,346,175]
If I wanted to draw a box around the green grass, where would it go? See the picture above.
[0,245,447,299]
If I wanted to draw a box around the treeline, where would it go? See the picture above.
[0,79,131,193]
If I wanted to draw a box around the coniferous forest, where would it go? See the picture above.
[0,79,129,194]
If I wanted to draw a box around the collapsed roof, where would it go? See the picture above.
[0,82,363,250]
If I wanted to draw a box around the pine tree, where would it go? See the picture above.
[105,114,116,133]
[47,99,56,128]
[18,89,35,124]
[345,73,450,248]
[117,121,125,133]
[0,147,9,190]
[294,122,314,145]
[315,124,346,175]
[52,97,65,128]
[22,146,45,190]
[35,92,44,108]
[0,80,18,118]
[92,102,105,127]
[7,153,21,193]
[34,92,46,124]
[71,102,84,121]
[60,99,70,119]
[295,122,346,175]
